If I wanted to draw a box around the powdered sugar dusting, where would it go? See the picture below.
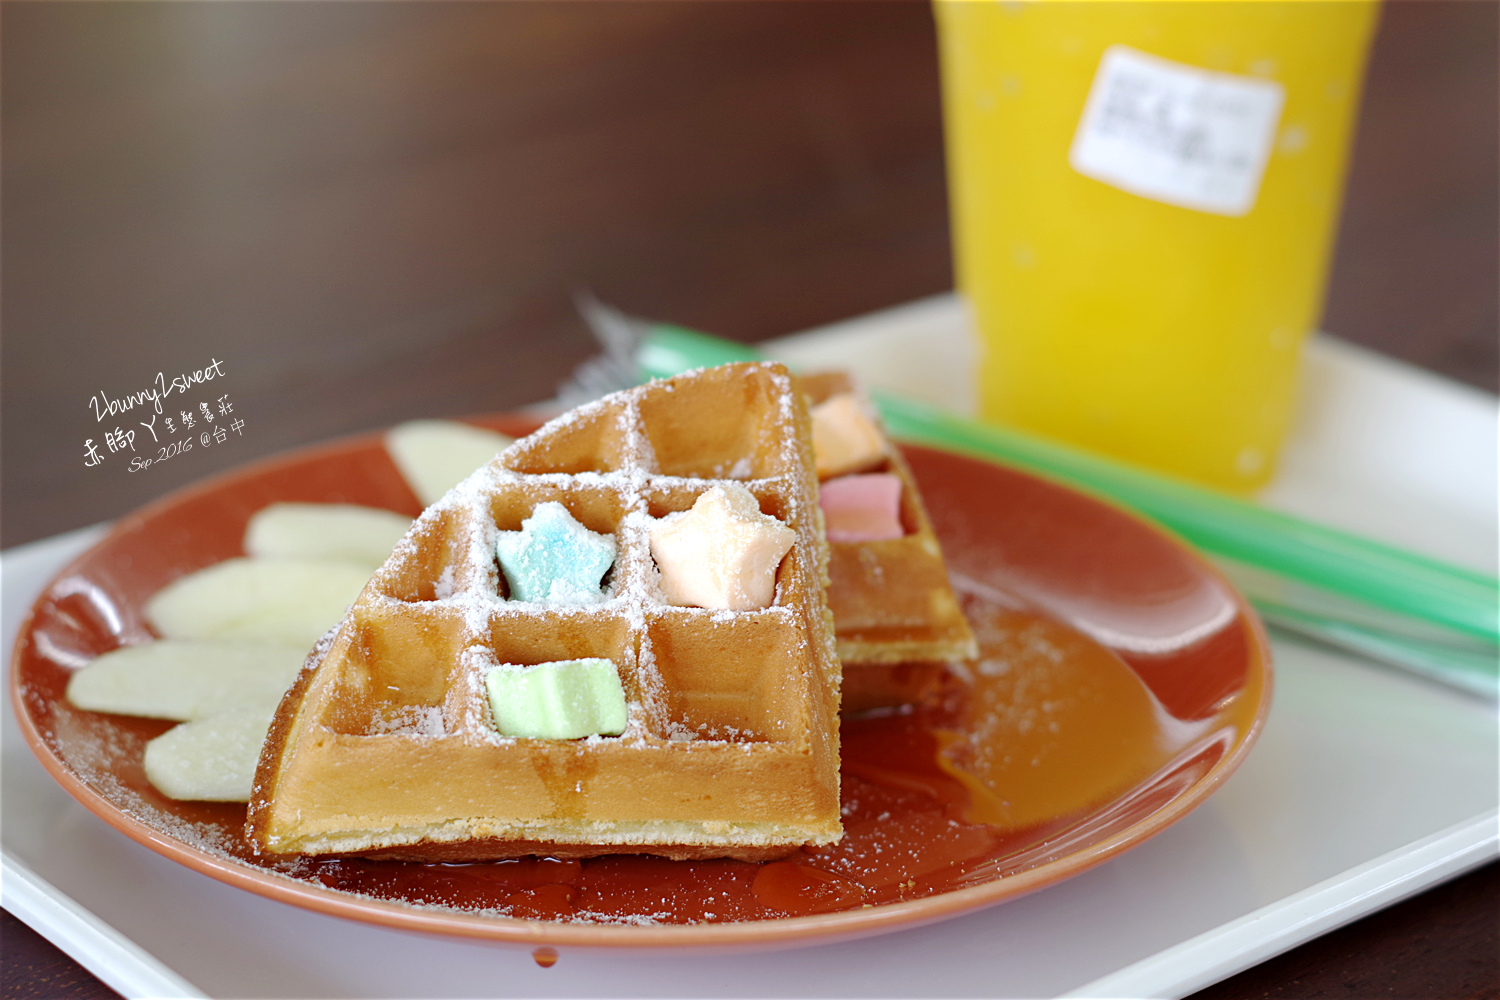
[348,365,826,750]
[244,362,839,872]
[368,705,445,737]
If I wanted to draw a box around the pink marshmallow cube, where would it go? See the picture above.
[819,473,904,542]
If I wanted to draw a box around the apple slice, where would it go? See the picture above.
[143,707,276,801]
[67,639,306,721]
[386,419,514,506]
[146,557,371,647]
[245,502,411,569]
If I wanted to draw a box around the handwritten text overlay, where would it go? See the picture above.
[83,359,247,472]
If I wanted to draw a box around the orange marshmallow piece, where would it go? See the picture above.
[811,393,885,478]
[649,484,797,611]
[820,473,904,542]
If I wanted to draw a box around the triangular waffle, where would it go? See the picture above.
[248,363,841,862]
[801,372,978,668]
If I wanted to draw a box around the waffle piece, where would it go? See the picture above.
[248,363,841,862]
[802,372,978,667]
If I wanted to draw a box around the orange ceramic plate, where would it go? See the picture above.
[10,417,1270,949]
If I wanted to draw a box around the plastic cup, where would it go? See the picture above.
[935,0,1380,492]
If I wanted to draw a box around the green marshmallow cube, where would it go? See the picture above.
[485,657,628,739]
[495,501,616,605]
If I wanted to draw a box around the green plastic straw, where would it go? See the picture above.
[639,323,1499,647]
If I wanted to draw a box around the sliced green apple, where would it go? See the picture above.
[244,503,411,569]
[386,419,514,506]
[143,707,276,802]
[67,639,305,721]
[146,557,371,647]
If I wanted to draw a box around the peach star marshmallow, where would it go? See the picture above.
[649,483,797,611]
[811,393,885,479]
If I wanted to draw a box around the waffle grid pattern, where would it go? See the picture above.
[801,372,978,667]
[250,363,842,860]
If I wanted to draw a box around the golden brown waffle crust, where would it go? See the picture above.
[248,363,842,861]
[798,372,978,669]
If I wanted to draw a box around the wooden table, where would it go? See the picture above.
[2,3,1495,997]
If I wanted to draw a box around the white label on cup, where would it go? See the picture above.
[1069,45,1285,217]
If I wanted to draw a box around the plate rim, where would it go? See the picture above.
[9,416,1273,950]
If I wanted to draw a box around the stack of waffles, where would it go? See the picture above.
[249,363,841,862]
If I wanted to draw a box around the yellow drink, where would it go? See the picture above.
[936,0,1379,492]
